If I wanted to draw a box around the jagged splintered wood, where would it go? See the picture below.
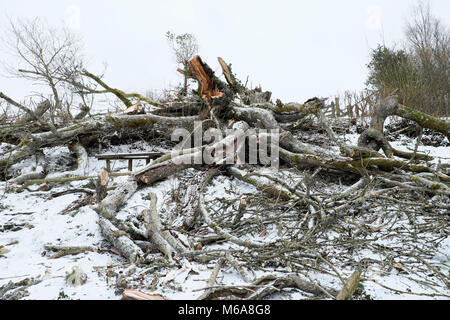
[217,57,234,86]
[188,55,223,105]
[117,102,145,115]
[96,170,109,202]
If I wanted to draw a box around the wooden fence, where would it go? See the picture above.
[326,91,379,126]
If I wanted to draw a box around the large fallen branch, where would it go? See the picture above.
[134,121,249,185]
[142,192,187,258]
[359,96,450,154]
[98,217,144,263]
[92,178,146,263]
[81,70,161,107]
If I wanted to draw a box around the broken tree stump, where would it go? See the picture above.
[95,170,109,202]
[188,55,223,106]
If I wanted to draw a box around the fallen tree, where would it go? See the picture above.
[1,55,449,300]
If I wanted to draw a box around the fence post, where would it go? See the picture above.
[335,97,340,117]
[347,104,353,119]
[128,159,133,172]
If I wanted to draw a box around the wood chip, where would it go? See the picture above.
[393,263,404,271]
[122,289,166,300]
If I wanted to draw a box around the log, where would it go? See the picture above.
[13,172,129,192]
[142,192,184,258]
[395,104,450,140]
[0,92,50,124]
[232,104,345,160]
[17,100,51,124]
[239,101,382,159]
[392,147,433,161]
[134,122,249,185]
[59,193,93,215]
[98,217,144,263]
[134,159,192,185]
[14,175,96,193]
[9,168,46,185]
[95,179,138,220]
[44,245,96,259]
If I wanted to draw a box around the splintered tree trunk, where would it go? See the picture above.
[188,55,223,106]
[95,170,109,202]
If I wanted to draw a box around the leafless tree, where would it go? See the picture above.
[405,1,449,115]
[1,17,87,124]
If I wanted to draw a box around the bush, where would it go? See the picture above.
[366,3,449,116]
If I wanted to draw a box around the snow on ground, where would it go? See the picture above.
[0,185,118,299]
[0,118,449,300]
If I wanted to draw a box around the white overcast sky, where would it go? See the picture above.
[0,0,449,104]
